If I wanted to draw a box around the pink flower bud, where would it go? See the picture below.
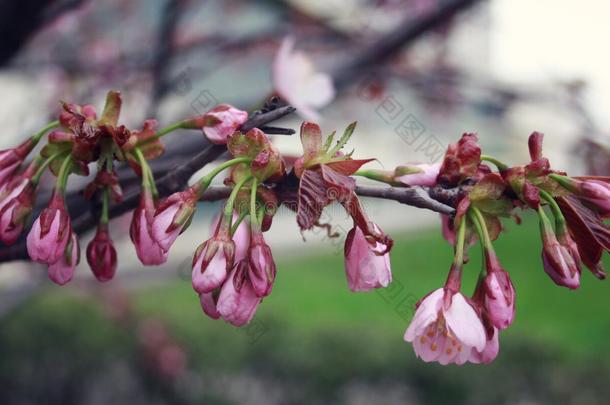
[48,233,80,286]
[201,104,248,144]
[152,188,198,253]
[86,224,117,282]
[580,180,610,200]
[394,163,441,187]
[0,178,35,245]
[248,229,276,297]
[404,288,487,365]
[210,212,250,261]
[130,189,168,265]
[217,262,261,327]
[27,192,72,264]
[541,227,580,289]
[482,255,515,330]
[191,220,235,294]
[0,139,34,187]
[199,291,221,320]
[344,224,392,292]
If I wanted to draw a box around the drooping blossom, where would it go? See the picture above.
[481,252,515,330]
[201,104,248,144]
[217,262,261,327]
[48,233,80,286]
[191,216,235,294]
[210,212,250,261]
[0,177,35,245]
[469,326,499,364]
[199,291,221,320]
[394,163,441,187]
[247,228,276,297]
[273,37,335,121]
[404,285,487,365]
[27,191,72,264]
[130,188,168,265]
[152,187,199,253]
[86,224,117,282]
[539,211,581,289]
[344,224,392,292]
[0,139,35,187]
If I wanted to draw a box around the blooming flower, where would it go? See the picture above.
[130,189,168,265]
[404,288,486,365]
[27,192,72,264]
[201,104,248,145]
[152,188,199,253]
[0,178,35,245]
[272,37,335,121]
[217,262,261,327]
[344,224,392,292]
[469,327,499,364]
[394,163,441,187]
[48,233,80,286]
[86,224,117,282]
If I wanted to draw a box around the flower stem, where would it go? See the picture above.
[32,120,60,144]
[453,214,467,267]
[224,175,253,218]
[55,154,73,193]
[101,188,110,224]
[230,209,249,236]
[249,177,259,226]
[134,148,158,197]
[31,152,65,185]
[196,157,251,194]
[480,155,509,171]
[538,188,566,231]
[135,120,188,147]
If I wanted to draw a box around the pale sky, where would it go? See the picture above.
[491,0,610,128]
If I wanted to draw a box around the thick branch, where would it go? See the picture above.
[355,185,455,215]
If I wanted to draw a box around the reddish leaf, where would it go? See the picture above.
[297,169,330,230]
[325,158,375,176]
[528,131,544,161]
[300,122,322,162]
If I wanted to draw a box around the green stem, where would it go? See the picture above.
[133,148,156,194]
[32,152,66,185]
[32,120,60,144]
[136,120,186,147]
[196,157,252,194]
[470,206,493,249]
[548,173,575,193]
[224,175,253,218]
[101,188,110,224]
[480,155,509,171]
[538,188,566,230]
[230,209,249,236]
[56,154,73,193]
[249,178,259,226]
[453,215,467,266]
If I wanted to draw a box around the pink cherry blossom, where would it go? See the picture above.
[247,229,276,297]
[0,139,34,187]
[344,224,392,292]
[152,188,198,253]
[483,269,515,330]
[273,37,335,121]
[0,178,34,245]
[48,233,80,286]
[199,291,221,320]
[404,288,486,365]
[210,213,250,261]
[541,229,580,289]
[27,192,72,264]
[130,190,168,265]
[202,104,248,144]
[469,327,500,364]
[395,163,441,187]
[217,263,261,327]
[86,224,117,282]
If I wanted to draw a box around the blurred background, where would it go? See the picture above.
[0,0,609,403]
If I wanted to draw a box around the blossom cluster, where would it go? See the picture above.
[0,89,607,365]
